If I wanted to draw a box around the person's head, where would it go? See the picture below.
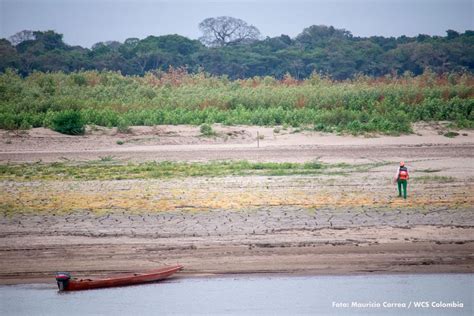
[400,161,405,167]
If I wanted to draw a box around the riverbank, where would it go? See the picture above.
[1,223,472,285]
[0,124,473,284]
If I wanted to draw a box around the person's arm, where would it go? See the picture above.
[393,167,399,183]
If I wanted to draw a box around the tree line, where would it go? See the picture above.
[1,20,473,80]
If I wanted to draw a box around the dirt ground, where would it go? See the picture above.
[0,123,473,284]
[1,122,473,163]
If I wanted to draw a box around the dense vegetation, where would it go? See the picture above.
[1,26,473,80]
[0,69,472,134]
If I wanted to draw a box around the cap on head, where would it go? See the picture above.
[400,161,405,166]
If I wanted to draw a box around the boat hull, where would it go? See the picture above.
[58,265,183,291]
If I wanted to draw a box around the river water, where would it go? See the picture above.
[0,274,472,315]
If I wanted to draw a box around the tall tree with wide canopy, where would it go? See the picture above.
[8,30,35,46]
[199,16,260,47]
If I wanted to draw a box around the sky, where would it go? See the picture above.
[1,0,473,47]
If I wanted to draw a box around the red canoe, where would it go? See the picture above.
[56,265,183,291]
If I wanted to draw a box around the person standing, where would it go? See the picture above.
[394,161,409,199]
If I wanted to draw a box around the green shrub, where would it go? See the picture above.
[200,123,215,136]
[0,113,18,130]
[51,110,84,135]
[444,131,459,138]
[19,120,32,130]
[71,73,87,86]
[313,123,325,131]
[117,118,131,133]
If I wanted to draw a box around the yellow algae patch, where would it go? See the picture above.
[1,182,472,215]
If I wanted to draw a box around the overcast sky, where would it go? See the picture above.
[1,0,473,47]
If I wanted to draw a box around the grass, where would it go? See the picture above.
[0,70,472,135]
[99,155,115,162]
[413,175,456,183]
[0,160,389,181]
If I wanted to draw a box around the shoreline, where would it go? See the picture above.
[1,125,472,288]
[3,270,474,287]
[1,224,472,285]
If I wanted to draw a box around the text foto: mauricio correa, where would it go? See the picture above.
[332,301,465,309]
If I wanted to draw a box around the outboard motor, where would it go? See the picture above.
[56,272,71,291]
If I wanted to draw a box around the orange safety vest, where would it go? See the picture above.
[399,167,409,180]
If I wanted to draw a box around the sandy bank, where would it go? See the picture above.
[0,123,472,285]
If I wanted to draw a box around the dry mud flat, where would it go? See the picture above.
[0,124,473,284]
[1,207,473,283]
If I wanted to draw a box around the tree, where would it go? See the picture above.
[0,39,20,71]
[446,29,460,39]
[296,25,352,49]
[28,30,68,51]
[8,30,35,46]
[124,38,140,47]
[199,16,260,47]
[1,25,474,79]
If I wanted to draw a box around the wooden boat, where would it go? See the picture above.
[56,265,183,291]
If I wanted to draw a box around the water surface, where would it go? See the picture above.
[0,274,472,315]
